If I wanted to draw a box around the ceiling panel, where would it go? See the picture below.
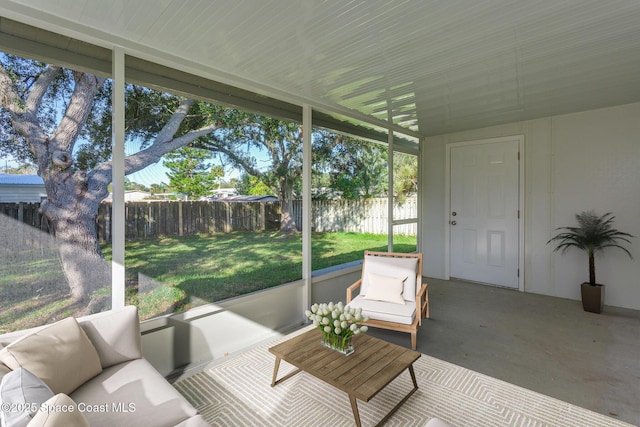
[2,0,640,137]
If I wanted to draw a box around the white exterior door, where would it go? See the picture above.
[449,139,520,288]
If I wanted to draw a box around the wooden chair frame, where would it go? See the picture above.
[346,251,429,350]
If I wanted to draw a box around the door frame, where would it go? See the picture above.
[444,135,525,291]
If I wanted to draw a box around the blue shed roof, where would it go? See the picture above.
[0,174,45,185]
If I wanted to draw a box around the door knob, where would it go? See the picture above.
[451,220,457,226]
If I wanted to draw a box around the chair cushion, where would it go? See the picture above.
[0,317,102,395]
[70,358,197,427]
[348,295,416,325]
[363,273,406,304]
[0,368,54,427]
[28,393,89,427]
[362,255,418,302]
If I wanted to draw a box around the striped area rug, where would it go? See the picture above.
[174,327,633,427]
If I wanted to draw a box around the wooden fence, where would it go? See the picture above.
[96,201,281,241]
[292,197,417,235]
[0,202,55,251]
[1,197,417,243]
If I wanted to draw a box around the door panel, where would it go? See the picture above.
[450,140,519,288]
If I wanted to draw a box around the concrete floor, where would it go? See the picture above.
[365,278,640,426]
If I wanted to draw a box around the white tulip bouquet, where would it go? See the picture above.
[305,301,369,354]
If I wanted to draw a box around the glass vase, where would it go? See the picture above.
[321,332,354,356]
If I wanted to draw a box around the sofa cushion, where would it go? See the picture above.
[70,358,197,427]
[362,255,418,301]
[348,295,416,325]
[363,273,406,304]
[0,368,54,427]
[0,317,102,395]
[28,393,89,427]
[77,306,142,369]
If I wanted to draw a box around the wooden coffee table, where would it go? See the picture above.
[269,329,420,427]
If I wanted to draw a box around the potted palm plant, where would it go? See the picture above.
[548,211,634,313]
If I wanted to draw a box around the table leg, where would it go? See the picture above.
[271,356,281,387]
[349,394,362,427]
[270,356,302,387]
[374,365,419,426]
[409,365,418,389]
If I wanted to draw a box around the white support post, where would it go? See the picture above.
[417,138,424,254]
[111,47,126,310]
[387,130,394,252]
[302,104,313,315]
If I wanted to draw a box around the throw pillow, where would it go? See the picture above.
[28,393,89,427]
[363,272,406,304]
[78,306,142,369]
[0,317,102,395]
[361,255,419,301]
[0,367,54,427]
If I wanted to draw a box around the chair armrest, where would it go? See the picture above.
[346,279,363,303]
[416,282,427,299]
[415,282,429,321]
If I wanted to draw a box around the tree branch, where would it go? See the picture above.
[217,146,263,177]
[125,123,219,176]
[0,64,24,112]
[0,64,55,161]
[25,66,60,117]
[155,98,195,143]
[50,72,105,153]
[89,122,221,195]
[0,64,59,116]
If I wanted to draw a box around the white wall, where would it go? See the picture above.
[140,266,362,375]
[422,102,640,310]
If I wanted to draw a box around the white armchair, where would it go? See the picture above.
[346,251,429,349]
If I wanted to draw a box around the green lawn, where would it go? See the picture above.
[1,231,416,330]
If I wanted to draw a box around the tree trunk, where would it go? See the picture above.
[278,177,297,233]
[53,211,111,301]
[280,198,297,232]
[588,251,596,285]
[41,176,111,301]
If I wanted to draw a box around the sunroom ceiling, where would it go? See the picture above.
[1,0,640,138]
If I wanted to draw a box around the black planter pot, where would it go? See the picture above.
[581,283,605,313]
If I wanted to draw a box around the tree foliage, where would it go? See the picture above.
[320,139,388,199]
[393,153,418,204]
[164,146,223,198]
[195,112,344,231]
[235,174,275,196]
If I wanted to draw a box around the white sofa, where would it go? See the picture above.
[0,306,209,427]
